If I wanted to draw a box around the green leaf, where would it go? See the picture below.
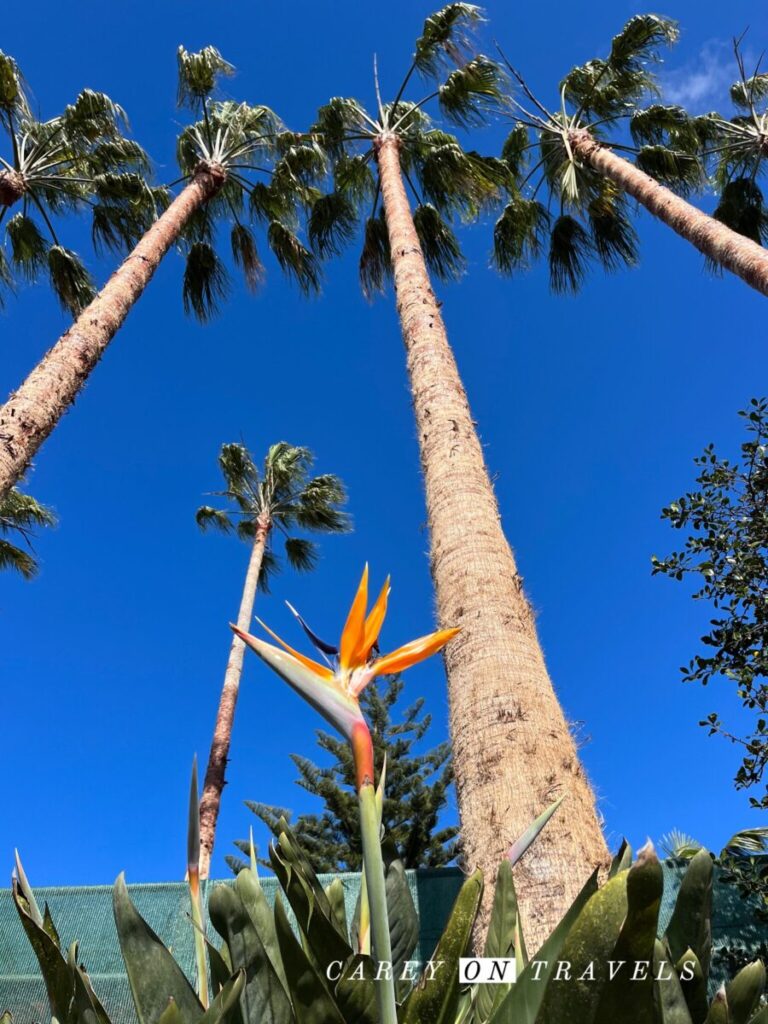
[267,222,320,295]
[273,896,345,1024]
[726,961,766,1024]
[230,224,264,292]
[308,192,357,256]
[183,242,229,322]
[324,879,349,943]
[6,213,48,280]
[359,212,391,299]
[609,838,633,878]
[208,881,292,1024]
[385,854,419,979]
[47,246,95,316]
[414,4,484,76]
[412,203,464,281]
[177,46,235,110]
[113,873,203,1024]
[664,848,713,982]
[438,56,503,127]
[12,879,76,1023]
[488,868,599,1024]
[400,869,483,1024]
[548,215,593,294]
[478,860,518,1021]
[653,940,694,1024]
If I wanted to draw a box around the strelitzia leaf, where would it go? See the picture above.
[508,795,564,865]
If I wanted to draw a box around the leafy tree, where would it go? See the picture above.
[195,442,349,876]
[0,485,55,578]
[0,50,153,313]
[308,3,608,944]
[230,674,458,873]
[0,45,319,501]
[492,15,768,297]
[653,399,768,810]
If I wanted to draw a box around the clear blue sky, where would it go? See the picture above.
[2,0,765,887]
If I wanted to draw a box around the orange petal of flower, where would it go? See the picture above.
[362,576,390,661]
[250,618,334,681]
[371,627,460,677]
[339,564,369,670]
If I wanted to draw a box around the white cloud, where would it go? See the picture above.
[661,40,736,111]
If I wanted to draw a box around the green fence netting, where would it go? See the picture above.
[1,863,765,1023]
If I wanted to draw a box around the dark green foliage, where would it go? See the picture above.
[6,213,48,279]
[588,184,638,270]
[46,245,95,314]
[196,442,349,594]
[414,3,484,76]
[437,56,505,127]
[176,45,234,111]
[359,211,391,299]
[491,193,549,272]
[308,192,357,256]
[712,180,768,248]
[413,203,464,281]
[653,400,768,810]
[231,676,458,873]
[266,222,320,295]
[230,224,264,292]
[548,215,593,294]
[0,485,56,579]
[183,241,230,322]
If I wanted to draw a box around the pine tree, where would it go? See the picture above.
[229,676,458,872]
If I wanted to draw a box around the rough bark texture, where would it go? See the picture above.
[0,163,225,499]
[0,169,25,206]
[198,519,269,879]
[570,128,768,297]
[375,133,609,951]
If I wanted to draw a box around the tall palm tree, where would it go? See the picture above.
[0,485,55,578]
[195,442,349,877]
[0,46,321,501]
[0,50,154,314]
[309,4,608,945]
[492,16,768,297]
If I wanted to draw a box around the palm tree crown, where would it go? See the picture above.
[196,442,350,589]
[307,4,508,293]
[0,51,156,314]
[491,14,717,292]
[172,46,323,320]
[0,486,55,578]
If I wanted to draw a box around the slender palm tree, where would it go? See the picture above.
[0,485,55,578]
[493,16,768,297]
[309,4,608,946]
[195,442,349,877]
[0,50,154,314]
[0,46,321,501]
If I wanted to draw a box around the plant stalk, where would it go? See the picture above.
[353,722,397,1024]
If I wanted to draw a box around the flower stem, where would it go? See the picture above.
[354,724,397,1024]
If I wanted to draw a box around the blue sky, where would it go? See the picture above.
[2,0,765,888]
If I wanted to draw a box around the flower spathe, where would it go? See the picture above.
[231,565,459,747]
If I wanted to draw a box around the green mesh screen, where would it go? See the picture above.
[1,864,765,1023]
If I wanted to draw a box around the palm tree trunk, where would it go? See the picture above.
[569,128,768,296]
[0,162,225,500]
[375,132,609,950]
[198,517,269,879]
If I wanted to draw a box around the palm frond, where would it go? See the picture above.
[492,194,550,273]
[501,122,530,177]
[47,246,95,315]
[413,203,464,281]
[267,221,320,294]
[438,55,504,127]
[177,45,234,111]
[609,14,679,73]
[359,211,391,299]
[635,144,704,196]
[308,191,357,256]
[266,441,312,493]
[0,538,37,579]
[0,51,28,119]
[334,154,376,202]
[62,90,127,143]
[195,506,234,534]
[6,213,48,280]
[712,178,768,247]
[419,142,509,216]
[587,183,638,271]
[273,139,328,183]
[249,181,298,228]
[219,442,259,496]
[231,223,264,292]
[0,248,13,308]
[284,537,319,573]
[92,173,160,253]
[549,214,593,294]
[414,4,484,77]
[292,474,350,532]
[630,104,717,152]
[88,138,151,175]
[182,241,230,322]
[731,74,768,110]
[723,827,768,856]
[257,546,280,594]
[659,829,702,859]
[311,97,369,158]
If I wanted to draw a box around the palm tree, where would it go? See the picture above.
[0,485,55,578]
[195,442,350,877]
[309,4,608,945]
[0,45,321,502]
[492,16,768,297]
[0,50,154,314]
